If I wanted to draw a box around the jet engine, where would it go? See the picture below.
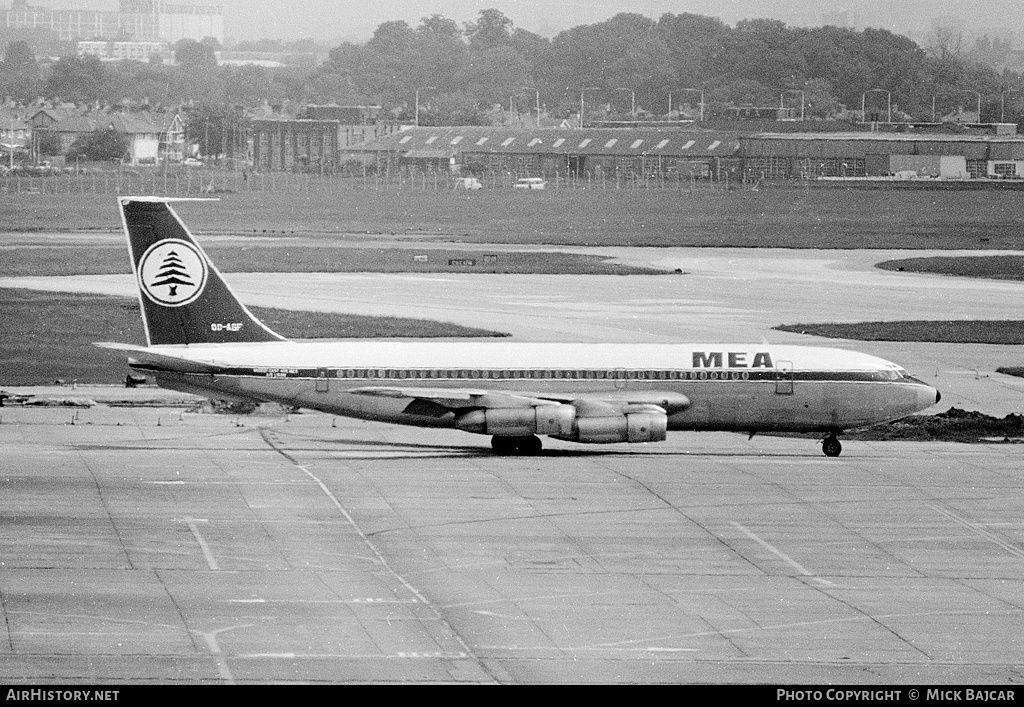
[455,402,668,444]
[455,405,576,437]
[565,404,667,444]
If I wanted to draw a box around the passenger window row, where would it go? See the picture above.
[329,369,755,381]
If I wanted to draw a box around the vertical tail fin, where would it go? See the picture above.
[120,197,287,346]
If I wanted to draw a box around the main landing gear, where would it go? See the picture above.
[821,433,843,458]
[491,435,543,455]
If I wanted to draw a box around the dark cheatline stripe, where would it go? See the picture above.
[131,363,911,384]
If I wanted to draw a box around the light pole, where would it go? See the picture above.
[522,86,541,127]
[415,86,436,127]
[5,116,15,170]
[670,88,704,121]
[781,89,805,121]
[861,88,891,123]
[616,87,635,117]
[1002,88,1018,123]
[580,86,599,128]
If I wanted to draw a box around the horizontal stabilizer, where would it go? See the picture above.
[94,342,222,374]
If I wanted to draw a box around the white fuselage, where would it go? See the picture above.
[135,340,940,434]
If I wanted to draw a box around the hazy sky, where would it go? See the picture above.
[44,1,1024,42]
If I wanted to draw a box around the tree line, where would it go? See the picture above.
[2,9,1021,125]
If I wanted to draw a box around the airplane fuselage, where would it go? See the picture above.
[134,340,939,436]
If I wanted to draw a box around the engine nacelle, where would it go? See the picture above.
[571,410,667,444]
[455,405,576,437]
[456,403,668,444]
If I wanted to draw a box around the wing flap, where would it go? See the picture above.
[348,386,552,416]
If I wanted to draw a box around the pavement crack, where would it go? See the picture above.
[80,451,134,570]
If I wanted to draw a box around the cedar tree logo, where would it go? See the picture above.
[138,239,208,307]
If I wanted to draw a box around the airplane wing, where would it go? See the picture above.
[348,386,557,417]
[347,386,690,418]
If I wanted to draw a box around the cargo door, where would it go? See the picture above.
[316,368,330,393]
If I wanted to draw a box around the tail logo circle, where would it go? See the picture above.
[138,239,208,307]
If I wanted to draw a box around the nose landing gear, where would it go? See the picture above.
[821,433,842,458]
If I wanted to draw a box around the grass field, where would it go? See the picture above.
[776,320,1024,345]
[4,186,1024,249]
[0,288,506,385]
[0,244,663,277]
[877,255,1024,280]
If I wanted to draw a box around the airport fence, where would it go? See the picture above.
[0,166,732,196]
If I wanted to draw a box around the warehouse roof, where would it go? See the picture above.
[741,131,1024,160]
[357,127,740,158]
[749,131,1024,143]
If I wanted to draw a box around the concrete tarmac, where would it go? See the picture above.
[1,397,1022,684]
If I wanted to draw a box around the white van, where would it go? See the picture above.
[456,177,482,190]
[513,177,546,190]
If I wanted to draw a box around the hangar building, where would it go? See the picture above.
[740,132,1024,180]
[352,127,741,181]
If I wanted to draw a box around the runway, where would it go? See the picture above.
[1,396,1022,683]
[2,244,1023,683]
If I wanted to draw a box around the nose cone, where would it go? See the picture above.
[904,376,941,413]
[918,384,941,412]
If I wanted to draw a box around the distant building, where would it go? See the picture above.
[251,117,341,171]
[77,39,174,63]
[739,132,1024,180]
[301,105,393,150]
[5,0,224,44]
[216,51,285,68]
[0,108,30,162]
[216,50,317,68]
[356,126,741,180]
[249,107,401,171]
[302,105,382,125]
[31,109,183,165]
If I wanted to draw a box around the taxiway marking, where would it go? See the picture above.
[731,521,833,586]
[930,504,1024,560]
[182,517,219,570]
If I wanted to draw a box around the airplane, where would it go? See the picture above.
[97,196,941,457]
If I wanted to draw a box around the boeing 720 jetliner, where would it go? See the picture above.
[97,197,941,456]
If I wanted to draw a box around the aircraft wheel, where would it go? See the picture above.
[491,435,543,455]
[491,436,517,455]
[518,435,543,455]
[822,435,842,457]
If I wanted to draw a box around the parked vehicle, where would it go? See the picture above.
[513,177,546,190]
[456,177,482,190]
